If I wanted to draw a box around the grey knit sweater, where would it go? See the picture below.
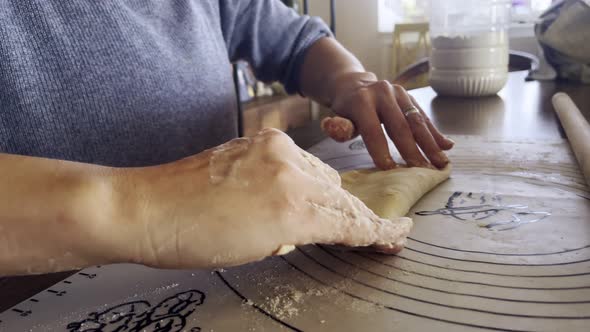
[0,0,330,166]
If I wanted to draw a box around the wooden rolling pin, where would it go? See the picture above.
[552,92,590,187]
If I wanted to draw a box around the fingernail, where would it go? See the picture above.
[444,137,455,149]
[437,152,449,167]
[382,156,396,169]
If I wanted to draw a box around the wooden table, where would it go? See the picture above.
[1,71,589,314]
[419,71,590,140]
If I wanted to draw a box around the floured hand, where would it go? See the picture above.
[109,129,412,269]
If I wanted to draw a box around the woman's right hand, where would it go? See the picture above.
[107,128,412,269]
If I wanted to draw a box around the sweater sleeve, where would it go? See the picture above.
[219,0,332,94]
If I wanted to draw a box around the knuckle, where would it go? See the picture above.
[264,130,293,148]
[218,137,250,151]
[259,127,285,139]
[392,84,406,95]
[373,80,392,93]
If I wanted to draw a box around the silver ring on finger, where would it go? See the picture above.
[403,106,420,118]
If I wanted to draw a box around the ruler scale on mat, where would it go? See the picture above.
[1,136,589,331]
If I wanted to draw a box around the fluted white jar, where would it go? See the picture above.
[429,0,511,97]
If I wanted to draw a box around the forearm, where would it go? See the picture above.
[299,37,376,107]
[0,153,123,275]
[0,130,419,274]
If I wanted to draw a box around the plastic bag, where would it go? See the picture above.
[533,0,590,83]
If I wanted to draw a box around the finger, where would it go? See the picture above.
[393,85,449,169]
[373,81,430,168]
[370,236,409,254]
[302,181,413,251]
[320,116,357,142]
[350,93,396,170]
[330,241,406,254]
[408,94,455,151]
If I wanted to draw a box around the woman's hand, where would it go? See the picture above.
[113,129,412,269]
[298,37,454,170]
[320,72,454,170]
[0,129,409,275]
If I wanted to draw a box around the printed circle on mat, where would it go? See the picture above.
[218,154,590,332]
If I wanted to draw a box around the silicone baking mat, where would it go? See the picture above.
[1,135,588,332]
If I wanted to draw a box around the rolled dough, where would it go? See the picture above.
[340,164,452,219]
[274,165,451,256]
[273,244,296,256]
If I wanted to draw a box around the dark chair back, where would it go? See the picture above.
[393,51,540,87]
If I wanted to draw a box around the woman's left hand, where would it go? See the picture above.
[320,72,454,170]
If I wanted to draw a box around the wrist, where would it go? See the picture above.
[65,166,134,266]
[92,166,153,265]
[104,155,215,268]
